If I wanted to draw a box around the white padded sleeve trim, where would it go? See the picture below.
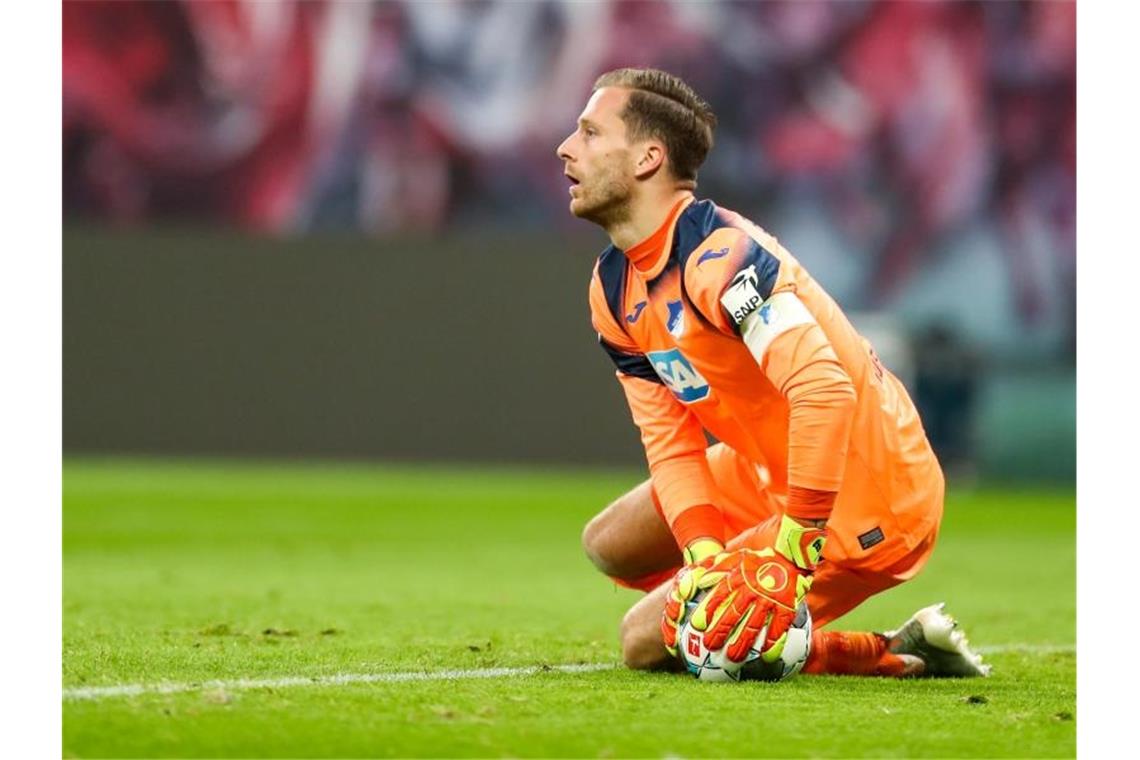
[738,291,817,366]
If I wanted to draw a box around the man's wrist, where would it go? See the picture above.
[785,485,837,523]
[671,503,726,552]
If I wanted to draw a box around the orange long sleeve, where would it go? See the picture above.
[617,373,726,545]
[761,321,857,519]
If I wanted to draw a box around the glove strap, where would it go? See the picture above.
[775,514,827,571]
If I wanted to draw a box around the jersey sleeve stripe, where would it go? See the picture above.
[748,238,782,301]
[599,337,662,384]
[597,246,628,332]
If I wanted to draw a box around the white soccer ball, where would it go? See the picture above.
[677,592,812,682]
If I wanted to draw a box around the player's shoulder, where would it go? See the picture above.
[675,202,786,327]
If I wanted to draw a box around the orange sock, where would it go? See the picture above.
[802,630,911,677]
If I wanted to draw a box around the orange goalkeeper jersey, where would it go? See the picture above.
[588,195,943,568]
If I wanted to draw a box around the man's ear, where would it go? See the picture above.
[633,141,666,180]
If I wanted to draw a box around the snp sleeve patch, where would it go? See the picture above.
[720,265,764,326]
[739,291,816,362]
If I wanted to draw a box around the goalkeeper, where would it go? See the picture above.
[557,68,988,678]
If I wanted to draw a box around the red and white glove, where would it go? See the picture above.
[660,538,729,657]
[689,515,826,663]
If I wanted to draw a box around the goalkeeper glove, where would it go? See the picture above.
[690,515,826,663]
[660,538,729,657]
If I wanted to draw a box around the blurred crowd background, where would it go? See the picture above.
[62,0,1076,482]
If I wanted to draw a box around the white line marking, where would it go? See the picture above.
[63,663,618,702]
[63,643,1076,702]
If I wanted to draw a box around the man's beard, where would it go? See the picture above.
[572,171,633,229]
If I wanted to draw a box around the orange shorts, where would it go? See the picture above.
[641,443,941,628]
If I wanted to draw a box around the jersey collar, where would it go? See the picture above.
[625,195,694,281]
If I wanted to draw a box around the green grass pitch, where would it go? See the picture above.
[63,459,1075,758]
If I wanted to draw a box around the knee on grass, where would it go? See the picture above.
[620,605,672,671]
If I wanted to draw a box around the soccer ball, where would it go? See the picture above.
[677,592,812,682]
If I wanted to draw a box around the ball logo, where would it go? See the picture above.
[754,562,789,594]
[687,631,702,658]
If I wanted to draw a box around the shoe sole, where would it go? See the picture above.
[886,602,991,678]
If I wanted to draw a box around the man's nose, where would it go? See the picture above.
[556,134,574,161]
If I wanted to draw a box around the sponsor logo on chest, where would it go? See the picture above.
[645,348,710,403]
